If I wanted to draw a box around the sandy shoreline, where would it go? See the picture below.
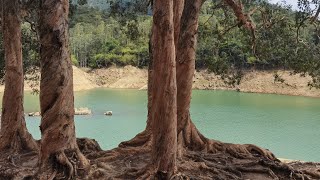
[0,65,319,98]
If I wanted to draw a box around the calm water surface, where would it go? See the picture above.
[7,88,320,162]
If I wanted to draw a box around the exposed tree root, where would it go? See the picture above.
[289,161,320,179]
[118,130,152,149]
[0,123,39,153]
[0,138,319,179]
[37,146,90,180]
[85,148,319,180]
[0,151,38,180]
[117,164,156,180]
[82,134,319,180]
[77,138,103,155]
[90,116,317,180]
[177,118,276,161]
[89,118,316,180]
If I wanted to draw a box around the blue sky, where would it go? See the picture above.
[269,0,298,9]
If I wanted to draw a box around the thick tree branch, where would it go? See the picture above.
[223,0,256,53]
[223,0,256,31]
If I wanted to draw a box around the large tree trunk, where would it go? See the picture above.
[0,0,38,153]
[119,0,184,152]
[146,35,153,136]
[176,0,203,151]
[119,34,154,149]
[118,1,275,179]
[151,0,177,178]
[38,0,89,178]
[175,0,275,160]
[0,1,2,28]
[173,0,185,48]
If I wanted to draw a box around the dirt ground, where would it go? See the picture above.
[0,138,319,180]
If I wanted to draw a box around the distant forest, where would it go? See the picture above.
[0,0,320,86]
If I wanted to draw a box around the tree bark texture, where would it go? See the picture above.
[0,0,38,152]
[151,0,177,178]
[176,0,204,151]
[174,0,275,160]
[173,0,185,48]
[223,0,255,31]
[39,0,89,178]
[119,1,275,178]
[118,34,154,149]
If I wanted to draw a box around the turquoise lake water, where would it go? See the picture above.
[10,88,320,162]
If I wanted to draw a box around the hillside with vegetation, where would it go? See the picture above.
[68,0,320,87]
[1,0,319,89]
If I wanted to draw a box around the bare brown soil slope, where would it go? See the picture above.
[0,66,98,92]
[1,65,319,97]
[90,65,148,89]
[90,66,320,97]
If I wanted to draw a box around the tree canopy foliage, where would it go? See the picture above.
[1,0,320,86]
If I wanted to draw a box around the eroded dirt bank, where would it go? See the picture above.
[84,66,320,97]
[1,65,319,97]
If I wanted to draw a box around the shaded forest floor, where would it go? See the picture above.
[0,138,319,180]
